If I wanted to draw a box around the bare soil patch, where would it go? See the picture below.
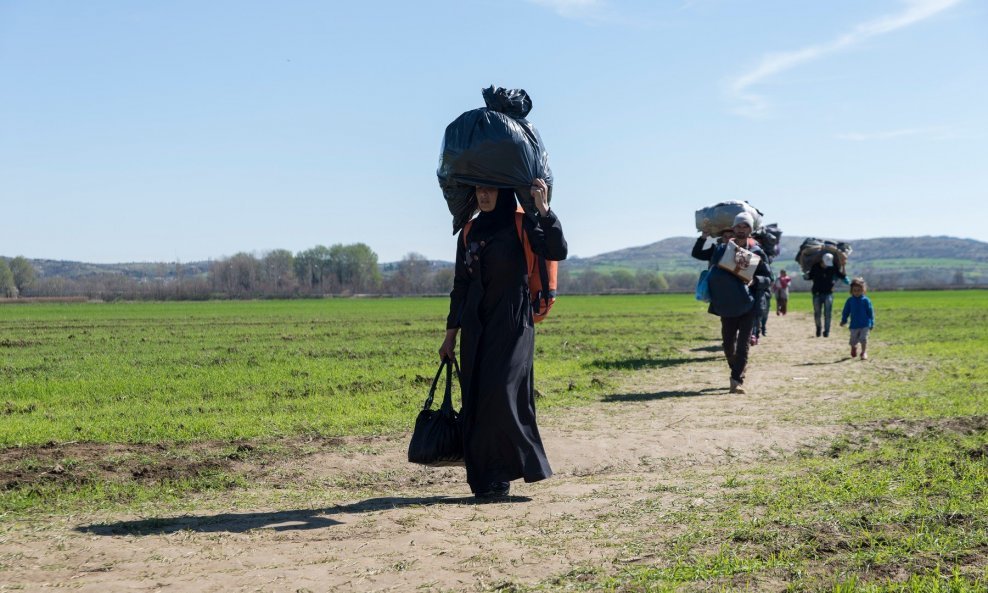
[0,438,362,493]
[0,312,882,592]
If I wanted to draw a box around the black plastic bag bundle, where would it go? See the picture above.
[753,223,783,263]
[407,358,463,467]
[795,237,852,275]
[438,86,553,232]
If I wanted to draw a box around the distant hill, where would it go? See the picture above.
[26,259,213,281]
[564,235,988,288]
[568,235,988,268]
[565,237,703,275]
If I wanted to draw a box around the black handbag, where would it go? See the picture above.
[407,357,464,467]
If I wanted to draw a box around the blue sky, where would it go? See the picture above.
[2,0,985,264]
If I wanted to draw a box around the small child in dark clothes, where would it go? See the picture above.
[840,277,875,360]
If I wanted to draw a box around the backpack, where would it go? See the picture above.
[752,223,782,263]
[463,209,558,323]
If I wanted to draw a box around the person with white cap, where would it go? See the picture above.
[691,210,773,394]
[805,251,849,337]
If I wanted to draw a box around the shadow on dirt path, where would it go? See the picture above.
[76,495,533,536]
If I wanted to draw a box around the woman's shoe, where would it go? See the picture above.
[475,482,510,499]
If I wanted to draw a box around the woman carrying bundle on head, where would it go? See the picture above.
[438,179,567,499]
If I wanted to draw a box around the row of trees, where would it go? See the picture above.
[12,245,454,300]
[4,249,981,302]
[208,244,381,297]
[205,249,705,298]
[206,245,460,297]
[8,258,700,302]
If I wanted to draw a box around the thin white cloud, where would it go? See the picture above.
[526,0,652,27]
[527,0,668,31]
[836,126,955,141]
[728,0,962,117]
[528,0,606,21]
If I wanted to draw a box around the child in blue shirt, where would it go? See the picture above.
[840,277,875,360]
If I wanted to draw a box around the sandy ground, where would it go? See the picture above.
[0,311,878,592]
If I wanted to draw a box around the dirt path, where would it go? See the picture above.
[0,312,876,592]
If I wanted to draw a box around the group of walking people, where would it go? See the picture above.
[430,179,874,500]
[691,213,876,395]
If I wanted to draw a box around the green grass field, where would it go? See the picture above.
[0,295,710,515]
[0,296,705,446]
[2,292,986,590]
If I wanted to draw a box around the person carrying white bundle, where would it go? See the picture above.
[691,212,773,394]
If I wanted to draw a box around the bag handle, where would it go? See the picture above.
[422,357,461,411]
[439,357,459,412]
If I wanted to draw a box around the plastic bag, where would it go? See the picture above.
[795,237,852,275]
[753,223,783,263]
[695,200,764,236]
[438,86,553,232]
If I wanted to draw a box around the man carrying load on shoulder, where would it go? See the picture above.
[691,212,773,394]
[805,253,849,338]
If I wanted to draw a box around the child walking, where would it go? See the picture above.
[839,277,875,360]
[772,269,791,315]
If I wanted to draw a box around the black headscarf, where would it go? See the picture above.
[468,188,517,241]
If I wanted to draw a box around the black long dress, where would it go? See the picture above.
[446,195,568,494]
